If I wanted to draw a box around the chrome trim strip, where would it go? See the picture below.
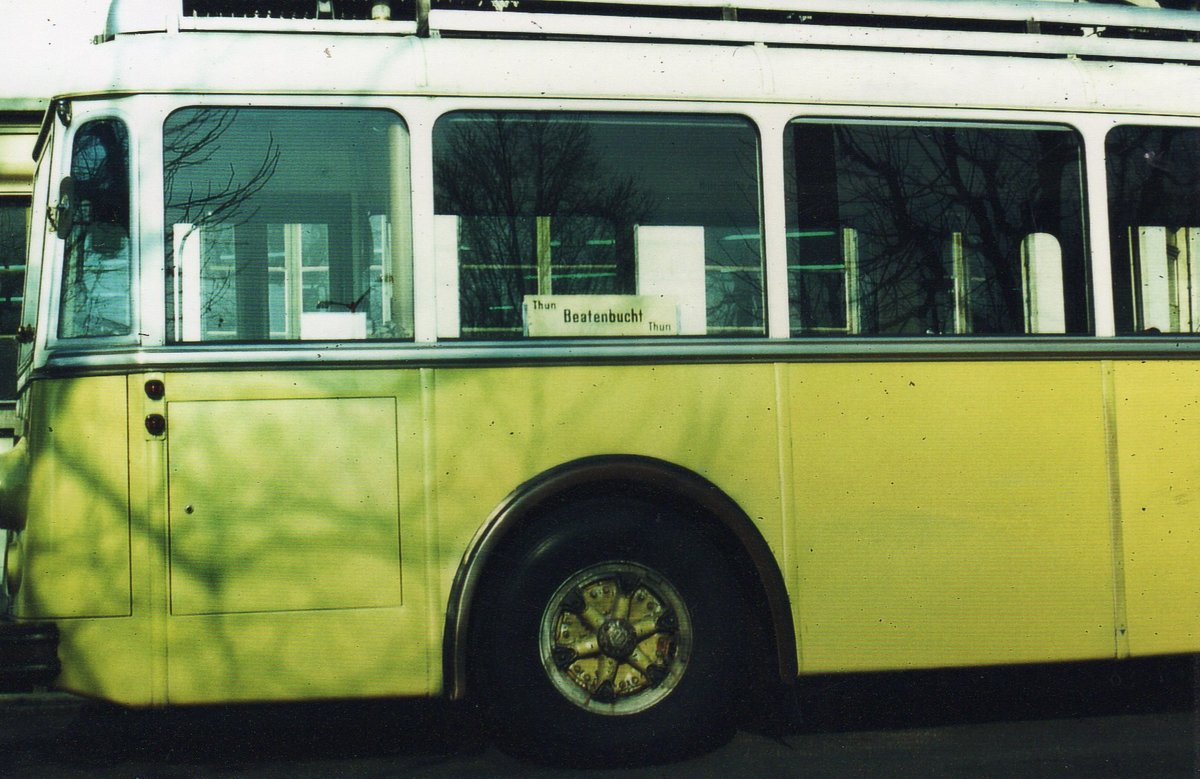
[32,337,1200,377]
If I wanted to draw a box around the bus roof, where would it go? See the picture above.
[46,0,1200,118]
[105,0,1200,58]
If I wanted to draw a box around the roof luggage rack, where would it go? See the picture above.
[106,0,1200,62]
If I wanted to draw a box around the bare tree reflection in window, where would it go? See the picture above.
[787,122,1087,336]
[163,109,282,338]
[1106,127,1200,333]
[59,120,133,338]
[436,113,769,339]
[435,113,655,337]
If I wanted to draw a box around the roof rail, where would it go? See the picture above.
[105,1,1200,61]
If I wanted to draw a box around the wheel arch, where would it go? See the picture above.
[443,454,797,700]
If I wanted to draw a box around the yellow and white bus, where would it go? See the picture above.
[3,0,1200,762]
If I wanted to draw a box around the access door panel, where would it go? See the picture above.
[166,396,402,615]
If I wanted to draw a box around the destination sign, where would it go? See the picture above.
[523,295,679,337]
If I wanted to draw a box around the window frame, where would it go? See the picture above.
[1104,121,1200,337]
[430,107,767,342]
[46,108,141,351]
[781,115,1093,338]
[160,103,415,345]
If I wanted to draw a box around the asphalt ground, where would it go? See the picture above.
[0,656,1196,777]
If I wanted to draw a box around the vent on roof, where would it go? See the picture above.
[182,1,408,21]
[103,0,419,37]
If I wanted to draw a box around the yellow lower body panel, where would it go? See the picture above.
[166,397,403,616]
[1113,361,1200,656]
[16,357,1200,706]
[54,617,155,705]
[15,371,437,705]
[157,371,434,703]
[166,608,430,703]
[788,361,1117,672]
[18,376,131,620]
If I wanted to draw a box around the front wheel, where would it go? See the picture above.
[471,498,750,765]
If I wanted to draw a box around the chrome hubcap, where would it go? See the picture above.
[539,561,692,715]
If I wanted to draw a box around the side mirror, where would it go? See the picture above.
[53,177,74,240]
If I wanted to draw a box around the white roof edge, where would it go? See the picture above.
[77,33,1170,111]
[101,0,1200,40]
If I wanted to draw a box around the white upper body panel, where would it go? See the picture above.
[44,24,1200,121]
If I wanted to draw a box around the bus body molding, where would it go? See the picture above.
[443,454,798,700]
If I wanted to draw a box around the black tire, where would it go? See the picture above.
[471,496,749,766]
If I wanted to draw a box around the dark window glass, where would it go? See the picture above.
[58,120,131,338]
[1106,126,1200,334]
[785,122,1089,336]
[433,112,763,339]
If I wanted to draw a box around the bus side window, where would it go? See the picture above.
[432,111,763,339]
[784,120,1087,336]
[163,108,412,343]
[57,119,132,340]
[1107,126,1200,335]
